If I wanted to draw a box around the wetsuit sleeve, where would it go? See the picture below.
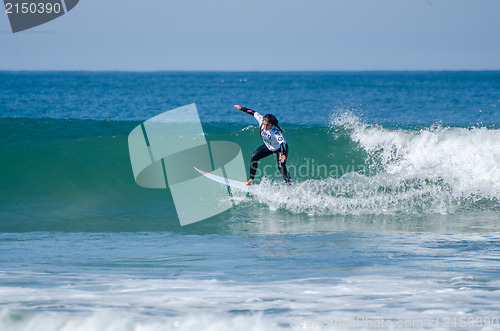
[280,142,288,156]
[239,106,255,115]
[238,106,263,125]
[253,112,263,126]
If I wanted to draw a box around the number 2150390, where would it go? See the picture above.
[5,2,62,14]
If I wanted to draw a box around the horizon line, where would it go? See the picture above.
[1,69,500,73]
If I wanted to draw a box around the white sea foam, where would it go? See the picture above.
[1,271,499,331]
[250,113,500,215]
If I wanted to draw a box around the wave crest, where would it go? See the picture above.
[250,113,500,215]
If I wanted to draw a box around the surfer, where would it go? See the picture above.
[234,105,292,185]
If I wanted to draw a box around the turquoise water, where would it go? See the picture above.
[0,72,499,330]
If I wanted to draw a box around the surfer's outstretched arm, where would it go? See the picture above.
[234,104,255,115]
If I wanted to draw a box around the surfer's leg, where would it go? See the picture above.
[276,152,292,185]
[249,145,273,180]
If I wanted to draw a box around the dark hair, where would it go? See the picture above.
[260,114,283,135]
[263,114,278,126]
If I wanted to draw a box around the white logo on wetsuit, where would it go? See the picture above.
[254,112,287,152]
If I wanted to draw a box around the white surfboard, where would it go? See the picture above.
[194,167,252,192]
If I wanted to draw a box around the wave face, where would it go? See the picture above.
[1,71,499,231]
[1,114,499,231]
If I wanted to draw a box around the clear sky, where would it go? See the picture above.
[1,0,500,71]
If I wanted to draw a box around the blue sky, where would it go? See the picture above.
[1,0,500,70]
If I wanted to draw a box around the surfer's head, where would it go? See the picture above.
[262,114,278,130]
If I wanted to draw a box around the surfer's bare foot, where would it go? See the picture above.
[244,179,254,186]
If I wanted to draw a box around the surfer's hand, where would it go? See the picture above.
[280,154,287,163]
[234,105,242,110]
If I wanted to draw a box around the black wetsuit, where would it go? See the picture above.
[239,107,292,184]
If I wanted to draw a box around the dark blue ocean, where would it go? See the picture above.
[1,72,499,330]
